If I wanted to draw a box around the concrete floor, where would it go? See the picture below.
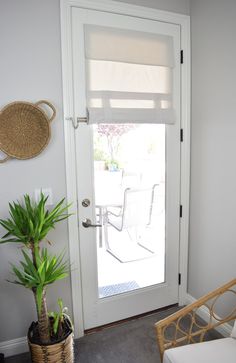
[5,305,221,363]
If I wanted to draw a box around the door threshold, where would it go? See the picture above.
[84,303,178,335]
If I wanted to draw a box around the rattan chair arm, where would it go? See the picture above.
[155,278,236,361]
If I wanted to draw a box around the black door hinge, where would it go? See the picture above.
[180,205,183,218]
[180,50,184,64]
[180,128,183,142]
[178,273,181,285]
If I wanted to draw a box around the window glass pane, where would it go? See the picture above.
[93,124,166,298]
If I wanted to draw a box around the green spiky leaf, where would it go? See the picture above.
[0,193,71,246]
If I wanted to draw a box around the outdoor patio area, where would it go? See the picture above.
[97,212,165,298]
[93,123,166,299]
[94,178,166,299]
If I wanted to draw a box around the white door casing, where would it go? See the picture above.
[60,0,190,337]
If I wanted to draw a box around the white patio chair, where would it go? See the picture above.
[104,186,156,261]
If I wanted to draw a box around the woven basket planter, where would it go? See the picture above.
[28,322,74,363]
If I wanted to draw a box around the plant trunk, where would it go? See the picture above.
[33,288,50,343]
[31,243,37,267]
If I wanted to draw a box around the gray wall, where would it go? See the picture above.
[0,0,190,344]
[188,0,236,298]
[0,0,72,342]
[3,0,235,347]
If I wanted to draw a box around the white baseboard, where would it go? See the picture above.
[185,294,232,337]
[0,336,28,358]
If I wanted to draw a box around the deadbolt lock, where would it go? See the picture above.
[82,198,90,207]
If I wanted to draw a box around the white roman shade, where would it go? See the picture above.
[84,25,176,124]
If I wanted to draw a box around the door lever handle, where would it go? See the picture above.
[82,218,102,228]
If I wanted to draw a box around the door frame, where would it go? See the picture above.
[60,0,191,338]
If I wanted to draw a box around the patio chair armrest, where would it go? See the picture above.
[155,279,236,361]
[107,205,123,217]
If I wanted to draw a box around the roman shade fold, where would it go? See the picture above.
[84,25,176,124]
[84,25,174,67]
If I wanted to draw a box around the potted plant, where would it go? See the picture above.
[0,193,73,363]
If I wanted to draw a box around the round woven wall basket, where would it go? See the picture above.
[28,327,74,363]
[0,100,56,163]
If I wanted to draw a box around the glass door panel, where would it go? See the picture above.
[93,124,166,298]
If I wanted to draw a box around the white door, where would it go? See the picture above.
[71,7,181,330]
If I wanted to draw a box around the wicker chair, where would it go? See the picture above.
[155,279,236,363]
